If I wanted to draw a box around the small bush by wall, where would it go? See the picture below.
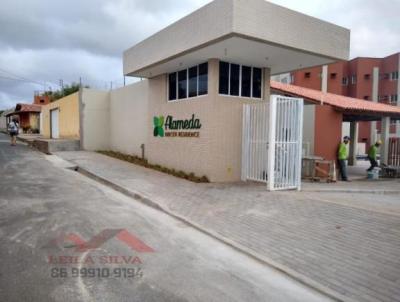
[97,150,210,183]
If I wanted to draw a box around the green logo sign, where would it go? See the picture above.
[153,116,165,137]
[153,114,202,138]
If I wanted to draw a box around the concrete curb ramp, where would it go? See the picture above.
[17,135,80,154]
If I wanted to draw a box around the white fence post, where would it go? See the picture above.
[268,96,277,191]
[296,98,304,191]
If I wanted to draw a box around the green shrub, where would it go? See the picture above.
[97,150,210,183]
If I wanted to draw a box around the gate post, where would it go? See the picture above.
[381,116,391,165]
[268,96,277,191]
[296,98,304,191]
[241,104,249,181]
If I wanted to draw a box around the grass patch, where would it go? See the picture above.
[97,150,210,183]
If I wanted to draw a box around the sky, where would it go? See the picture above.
[0,0,399,109]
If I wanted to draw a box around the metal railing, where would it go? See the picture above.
[388,138,400,166]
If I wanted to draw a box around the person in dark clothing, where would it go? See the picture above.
[7,117,20,146]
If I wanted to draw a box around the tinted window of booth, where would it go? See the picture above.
[219,61,229,95]
[178,70,187,99]
[219,61,262,99]
[168,63,208,101]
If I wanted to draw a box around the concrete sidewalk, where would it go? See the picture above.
[56,151,400,302]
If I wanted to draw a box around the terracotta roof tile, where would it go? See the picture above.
[271,81,400,117]
[15,103,42,113]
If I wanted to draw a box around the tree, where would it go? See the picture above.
[42,83,89,102]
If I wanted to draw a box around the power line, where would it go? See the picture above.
[0,67,46,86]
[0,75,43,85]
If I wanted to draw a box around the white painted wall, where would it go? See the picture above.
[0,109,13,130]
[302,104,315,156]
[321,65,328,93]
[109,81,149,156]
[371,67,380,144]
[81,88,110,151]
[0,114,7,130]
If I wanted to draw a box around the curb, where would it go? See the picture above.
[74,165,357,302]
[303,189,400,195]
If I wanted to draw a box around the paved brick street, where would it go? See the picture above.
[58,151,400,302]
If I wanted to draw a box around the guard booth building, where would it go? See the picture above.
[120,0,350,185]
[81,0,351,189]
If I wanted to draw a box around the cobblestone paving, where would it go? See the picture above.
[58,151,400,302]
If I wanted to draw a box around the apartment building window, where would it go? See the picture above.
[391,71,399,81]
[330,73,337,79]
[219,61,262,99]
[390,94,398,104]
[168,62,208,101]
[351,75,357,85]
[342,77,349,86]
[304,72,311,78]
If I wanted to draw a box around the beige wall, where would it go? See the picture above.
[146,59,270,182]
[42,93,80,139]
[81,89,110,151]
[77,59,272,182]
[109,81,149,155]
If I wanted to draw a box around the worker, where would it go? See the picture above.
[367,140,382,172]
[337,136,351,181]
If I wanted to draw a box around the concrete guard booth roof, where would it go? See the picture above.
[118,0,350,183]
[123,0,350,77]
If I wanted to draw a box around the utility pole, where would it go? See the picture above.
[59,79,64,97]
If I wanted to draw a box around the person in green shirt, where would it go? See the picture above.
[337,136,350,181]
[367,140,382,172]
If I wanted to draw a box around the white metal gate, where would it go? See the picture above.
[242,95,304,191]
[241,102,269,183]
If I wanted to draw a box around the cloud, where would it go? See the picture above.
[0,0,399,109]
[0,0,211,109]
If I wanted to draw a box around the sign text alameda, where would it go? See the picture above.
[153,114,201,138]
